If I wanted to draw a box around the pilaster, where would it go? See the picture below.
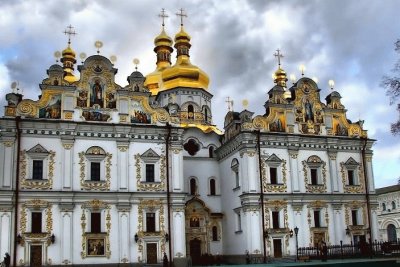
[59,203,74,265]
[288,150,299,192]
[172,207,185,257]
[117,205,131,263]
[61,140,74,190]
[1,141,15,188]
[328,151,339,192]
[117,142,129,190]
[171,148,183,192]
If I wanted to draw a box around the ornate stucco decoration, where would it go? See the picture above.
[20,145,55,190]
[340,157,365,193]
[80,199,111,259]
[19,199,53,246]
[79,146,112,191]
[16,89,64,118]
[302,155,327,193]
[135,150,166,191]
[262,154,287,193]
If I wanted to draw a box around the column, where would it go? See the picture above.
[117,206,130,263]
[249,210,262,253]
[171,148,183,192]
[288,150,299,192]
[2,141,15,188]
[243,151,258,192]
[0,212,12,258]
[61,141,74,190]
[172,208,186,258]
[370,209,379,241]
[60,204,74,265]
[365,154,375,193]
[328,152,339,192]
[117,143,129,190]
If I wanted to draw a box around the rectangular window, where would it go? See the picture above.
[146,213,156,232]
[31,212,42,233]
[311,169,318,185]
[272,211,280,229]
[351,210,358,225]
[314,210,321,228]
[235,170,240,188]
[146,164,155,182]
[348,170,355,185]
[270,167,278,184]
[91,212,101,233]
[90,162,101,181]
[32,160,43,180]
[236,212,242,231]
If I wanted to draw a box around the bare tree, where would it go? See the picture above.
[382,39,400,135]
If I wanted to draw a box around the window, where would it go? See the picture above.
[184,139,200,156]
[209,146,214,158]
[382,203,386,211]
[146,213,156,232]
[270,167,277,184]
[392,201,396,210]
[188,105,194,119]
[145,164,155,182]
[90,162,101,181]
[235,212,242,232]
[231,159,240,189]
[210,179,216,195]
[91,212,101,233]
[347,170,355,185]
[272,211,280,229]
[190,178,197,195]
[31,212,42,233]
[310,169,318,185]
[314,210,321,228]
[351,210,358,226]
[32,160,43,180]
[212,226,218,241]
[190,217,200,228]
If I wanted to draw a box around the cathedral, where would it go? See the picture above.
[0,10,378,266]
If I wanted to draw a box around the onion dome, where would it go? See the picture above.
[60,44,78,83]
[274,67,288,88]
[161,26,209,90]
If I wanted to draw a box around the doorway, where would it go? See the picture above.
[387,224,397,242]
[273,239,282,258]
[190,238,202,264]
[146,243,158,264]
[30,245,42,267]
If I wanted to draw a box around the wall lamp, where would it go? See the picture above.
[134,233,139,243]
[165,233,169,242]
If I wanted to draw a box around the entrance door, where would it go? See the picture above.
[313,232,325,247]
[273,239,282,258]
[30,245,42,267]
[190,238,202,265]
[146,243,158,264]
[388,224,397,242]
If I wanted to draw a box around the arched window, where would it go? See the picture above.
[210,179,216,195]
[209,146,214,158]
[190,178,197,195]
[204,108,208,122]
[231,159,240,188]
[382,203,386,211]
[188,105,194,119]
[212,226,218,241]
[392,201,396,210]
[387,224,397,242]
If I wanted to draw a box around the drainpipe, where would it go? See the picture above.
[361,138,373,241]
[166,124,172,266]
[256,130,267,262]
[13,116,21,267]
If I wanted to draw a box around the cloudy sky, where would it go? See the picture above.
[0,0,399,188]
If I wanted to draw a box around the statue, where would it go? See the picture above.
[91,80,103,107]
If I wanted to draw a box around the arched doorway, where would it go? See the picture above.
[190,238,202,264]
[387,224,397,242]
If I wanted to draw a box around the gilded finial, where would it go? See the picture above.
[94,41,103,54]
[299,64,306,76]
[176,8,187,26]
[225,97,234,112]
[274,49,284,68]
[54,51,61,62]
[79,52,87,63]
[329,79,335,91]
[110,55,117,64]
[63,25,76,46]
[242,99,249,109]
[159,8,168,27]
[133,58,140,71]
[11,81,18,94]
[290,74,296,84]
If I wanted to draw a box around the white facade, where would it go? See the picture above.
[376,185,400,242]
[0,23,379,266]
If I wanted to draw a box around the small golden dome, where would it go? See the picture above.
[175,26,191,42]
[62,45,76,58]
[274,67,288,87]
[154,28,173,47]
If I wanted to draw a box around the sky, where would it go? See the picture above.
[0,0,399,188]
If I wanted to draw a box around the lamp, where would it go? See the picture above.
[16,234,22,245]
[165,233,169,242]
[290,229,294,237]
[345,226,350,236]
[51,234,55,244]
[264,230,269,238]
[294,226,299,235]
[134,233,139,243]
[294,227,299,262]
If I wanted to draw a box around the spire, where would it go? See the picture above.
[154,8,173,69]
[60,25,78,83]
[273,49,288,88]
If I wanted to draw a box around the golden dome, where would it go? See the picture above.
[154,28,173,47]
[62,45,76,58]
[274,67,288,87]
[175,27,191,42]
[60,44,78,83]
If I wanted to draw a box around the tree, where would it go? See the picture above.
[382,39,400,135]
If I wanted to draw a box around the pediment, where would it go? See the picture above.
[141,148,160,158]
[266,153,281,162]
[345,157,359,166]
[27,144,49,154]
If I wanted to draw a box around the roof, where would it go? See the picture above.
[376,184,400,195]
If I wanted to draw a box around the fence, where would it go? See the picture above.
[298,240,400,260]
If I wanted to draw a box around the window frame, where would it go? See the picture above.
[231,159,240,189]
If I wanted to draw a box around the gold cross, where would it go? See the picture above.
[158,8,168,27]
[274,49,284,67]
[63,25,77,45]
[225,97,234,112]
[176,8,187,26]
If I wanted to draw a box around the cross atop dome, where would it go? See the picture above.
[158,8,168,27]
[176,8,187,26]
[63,25,76,45]
[274,49,284,67]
